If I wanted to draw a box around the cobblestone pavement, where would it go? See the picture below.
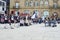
[0,23,60,40]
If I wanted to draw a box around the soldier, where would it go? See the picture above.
[11,15,14,23]
[8,15,14,29]
[24,15,29,26]
[17,12,20,23]
[20,18,24,26]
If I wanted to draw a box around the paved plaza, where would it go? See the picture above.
[0,23,60,40]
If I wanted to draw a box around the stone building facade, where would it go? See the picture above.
[10,0,60,18]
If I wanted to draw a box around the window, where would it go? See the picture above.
[0,2,5,11]
[15,3,19,8]
[2,3,6,11]
[40,0,43,6]
[53,0,58,8]
[0,1,6,6]
[2,2,5,6]
[35,1,39,6]
[29,1,34,7]
[44,0,49,6]
[0,6,2,11]
[24,10,30,14]
[25,1,29,7]
[0,1,2,6]
[53,2,58,8]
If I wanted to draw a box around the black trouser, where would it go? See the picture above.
[1,22,4,24]
[52,23,57,27]
[11,20,14,23]
[5,20,8,23]
[20,23,24,26]
[9,22,11,25]
[24,23,28,26]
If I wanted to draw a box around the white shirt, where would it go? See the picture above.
[42,16,45,20]
[5,16,7,20]
[25,16,29,23]
[31,14,36,19]
[17,16,19,19]
[20,19,24,24]
[11,16,14,20]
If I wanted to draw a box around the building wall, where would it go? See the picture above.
[10,0,60,17]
